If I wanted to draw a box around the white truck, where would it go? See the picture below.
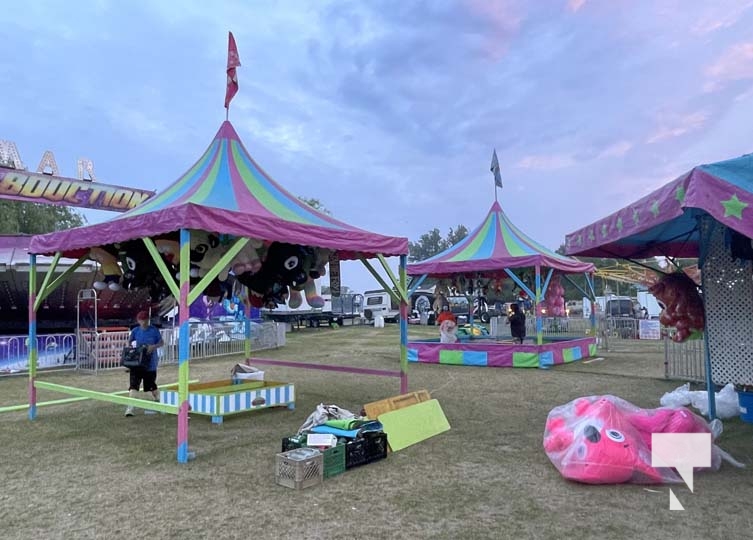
[362,288,442,324]
[584,295,636,318]
[636,291,662,319]
[363,289,401,323]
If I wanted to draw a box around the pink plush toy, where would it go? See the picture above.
[543,274,566,317]
[544,395,732,485]
[229,239,264,280]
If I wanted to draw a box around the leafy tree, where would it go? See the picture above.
[298,196,331,215]
[408,225,469,262]
[0,201,86,234]
[446,225,469,247]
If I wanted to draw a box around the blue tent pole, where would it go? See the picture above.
[27,254,38,420]
[535,265,543,345]
[698,215,716,420]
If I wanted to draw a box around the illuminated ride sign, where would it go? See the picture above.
[0,167,155,212]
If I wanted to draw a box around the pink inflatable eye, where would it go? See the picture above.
[606,429,625,442]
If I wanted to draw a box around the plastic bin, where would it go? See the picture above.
[282,436,346,479]
[275,448,323,489]
[345,432,388,469]
[738,391,753,424]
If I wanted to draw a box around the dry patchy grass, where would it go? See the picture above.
[0,325,751,540]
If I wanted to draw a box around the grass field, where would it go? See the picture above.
[0,325,751,540]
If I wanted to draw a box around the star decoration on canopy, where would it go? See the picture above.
[721,194,748,219]
[616,216,623,232]
[675,185,686,204]
[588,228,595,241]
[601,223,608,238]
[632,208,640,225]
[650,201,660,217]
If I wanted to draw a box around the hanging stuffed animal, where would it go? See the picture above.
[543,273,566,317]
[236,242,308,308]
[115,240,169,301]
[229,238,264,280]
[288,247,328,309]
[190,231,230,278]
[648,272,705,342]
[432,281,449,314]
[89,246,122,291]
[155,238,181,266]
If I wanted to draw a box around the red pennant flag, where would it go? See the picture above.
[224,32,241,109]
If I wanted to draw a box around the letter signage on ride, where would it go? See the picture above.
[0,167,155,212]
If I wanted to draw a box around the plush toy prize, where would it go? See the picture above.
[88,247,122,291]
[543,395,739,484]
[648,272,705,342]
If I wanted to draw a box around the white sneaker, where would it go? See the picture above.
[125,406,135,417]
[144,395,161,415]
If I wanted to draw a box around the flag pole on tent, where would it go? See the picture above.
[224,31,241,121]
[490,149,502,202]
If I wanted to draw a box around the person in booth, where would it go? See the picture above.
[125,310,164,417]
[507,303,526,344]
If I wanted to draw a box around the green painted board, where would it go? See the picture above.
[378,399,450,451]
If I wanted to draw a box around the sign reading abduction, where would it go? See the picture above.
[0,168,155,212]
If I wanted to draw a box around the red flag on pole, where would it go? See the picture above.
[224,32,241,109]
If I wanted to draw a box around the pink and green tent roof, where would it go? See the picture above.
[564,153,753,258]
[29,121,408,259]
[407,201,593,278]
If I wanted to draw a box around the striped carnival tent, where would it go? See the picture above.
[29,121,406,259]
[405,200,597,370]
[25,121,410,463]
[408,201,593,278]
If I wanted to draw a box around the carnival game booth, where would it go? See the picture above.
[26,120,410,462]
[564,153,753,419]
[407,201,596,368]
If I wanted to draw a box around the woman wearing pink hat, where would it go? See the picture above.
[125,310,164,417]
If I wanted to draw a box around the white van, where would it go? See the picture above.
[362,288,436,322]
[363,289,400,322]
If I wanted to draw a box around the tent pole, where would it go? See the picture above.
[399,255,408,393]
[177,229,192,462]
[541,268,554,300]
[503,268,535,300]
[32,252,60,310]
[408,274,427,296]
[697,216,717,420]
[34,255,86,310]
[535,265,543,345]
[586,272,597,338]
[27,254,38,420]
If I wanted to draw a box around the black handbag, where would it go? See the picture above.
[121,345,148,368]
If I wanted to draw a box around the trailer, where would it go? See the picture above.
[261,293,364,329]
[636,290,662,319]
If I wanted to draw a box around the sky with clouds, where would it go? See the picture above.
[3,0,753,294]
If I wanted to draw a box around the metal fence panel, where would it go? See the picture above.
[664,337,706,383]
[0,321,286,375]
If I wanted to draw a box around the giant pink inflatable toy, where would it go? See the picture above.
[543,395,733,484]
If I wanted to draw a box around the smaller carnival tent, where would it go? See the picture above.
[564,153,753,418]
[406,200,596,369]
[25,121,410,462]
